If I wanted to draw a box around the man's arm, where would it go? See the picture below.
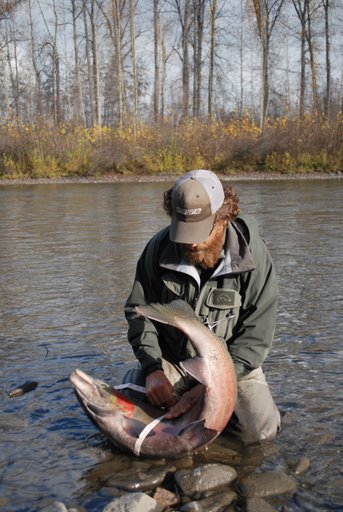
[229,233,278,378]
[124,230,177,406]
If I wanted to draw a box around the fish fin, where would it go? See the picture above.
[122,417,148,438]
[135,300,197,329]
[180,357,210,386]
[178,419,219,446]
[177,418,205,436]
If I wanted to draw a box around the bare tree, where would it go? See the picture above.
[27,0,43,119]
[305,0,320,114]
[112,0,124,128]
[208,0,217,119]
[322,0,331,117]
[71,0,85,125]
[82,0,95,125]
[291,0,307,118]
[52,0,62,124]
[5,17,20,119]
[252,0,285,129]
[192,0,206,118]
[89,0,101,126]
[174,0,191,120]
[129,0,138,133]
[153,0,161,122]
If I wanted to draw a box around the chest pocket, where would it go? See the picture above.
[197,288,241,341]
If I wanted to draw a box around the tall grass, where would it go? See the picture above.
[0,114,342,179]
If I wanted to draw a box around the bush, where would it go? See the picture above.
[0,114,341,179]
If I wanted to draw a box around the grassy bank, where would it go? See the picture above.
[0,114,342,180]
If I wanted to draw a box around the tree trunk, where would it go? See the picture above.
[153,0,161,123]
[52,0,62,124]
[306,0,319,115]
[71,0,85,125]
[82,1,95,125]
[129,0,138,134]
[173,0,192,120]
[5,19,20,120]
[208,0,216,119]
[89,0,101,126]
[252,0,285,130]
[112,0,124,129]
[322,0,331,117]
[28,0,43,120]
[193,0,205,118]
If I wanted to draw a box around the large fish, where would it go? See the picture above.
[70,300,237,458]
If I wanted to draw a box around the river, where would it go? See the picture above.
[0,178,342,511]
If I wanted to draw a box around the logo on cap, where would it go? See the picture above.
[176,206,202,216]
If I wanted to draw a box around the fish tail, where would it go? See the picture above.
[135,300,197,329]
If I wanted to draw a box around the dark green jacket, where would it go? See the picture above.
[124,215,278,379]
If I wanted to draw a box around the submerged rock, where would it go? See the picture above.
[179,488,237,511]
[103,492,163,512]
[39,501,68,512]
[285,455,311,475]
[83,454,175,492]
[104,466,173,492]
[245,497,277,512]
[237,470,297,498]
[175,463,237,496]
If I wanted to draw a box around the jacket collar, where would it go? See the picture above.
[159,220,256,283]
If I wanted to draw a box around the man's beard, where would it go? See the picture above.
[183,222,226,269]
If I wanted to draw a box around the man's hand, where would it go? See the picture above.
[145,370,176,407]
[164,384,203,419]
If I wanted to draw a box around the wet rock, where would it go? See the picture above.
[153,487,179,508]
[172,455,194,470]
[103,492,163,512]
[39,501,68,512]
[85,455,174,492]
[245,497,277,512]
[106,466,173,492]
[237,470,297,499]
[179,489,237,511]
[8,381,38,398]
[285,456,310,475]
[175,463,237,496]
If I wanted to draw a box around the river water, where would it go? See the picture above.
[0,178,342,511]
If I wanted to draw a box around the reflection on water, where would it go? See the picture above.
[0,179,342,511]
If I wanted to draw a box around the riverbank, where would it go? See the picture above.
[0,170,341,185]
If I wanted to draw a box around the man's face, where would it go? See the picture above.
[182,219,227,269]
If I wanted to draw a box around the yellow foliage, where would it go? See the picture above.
[0,113,342,178]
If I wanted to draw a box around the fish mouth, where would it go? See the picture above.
[70,369,115,417]
[70,368,99,387]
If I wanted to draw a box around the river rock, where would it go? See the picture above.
[237,470,297,498]
[285,456,311,475]
[179,488,237,511]
[103,466,173,492]
[103,492,163,512]
[245,497,277,512]
[175,463,237,496]
[39,501,68,512]
[153,487,179,508]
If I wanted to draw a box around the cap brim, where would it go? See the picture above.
[170,214,215,244]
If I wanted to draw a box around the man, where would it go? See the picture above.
[124,169,281,444]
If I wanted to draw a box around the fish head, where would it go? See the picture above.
[70,369,135,420]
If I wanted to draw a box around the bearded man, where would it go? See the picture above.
[124,170,281,444]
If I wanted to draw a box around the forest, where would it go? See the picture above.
[0,0,342,178]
